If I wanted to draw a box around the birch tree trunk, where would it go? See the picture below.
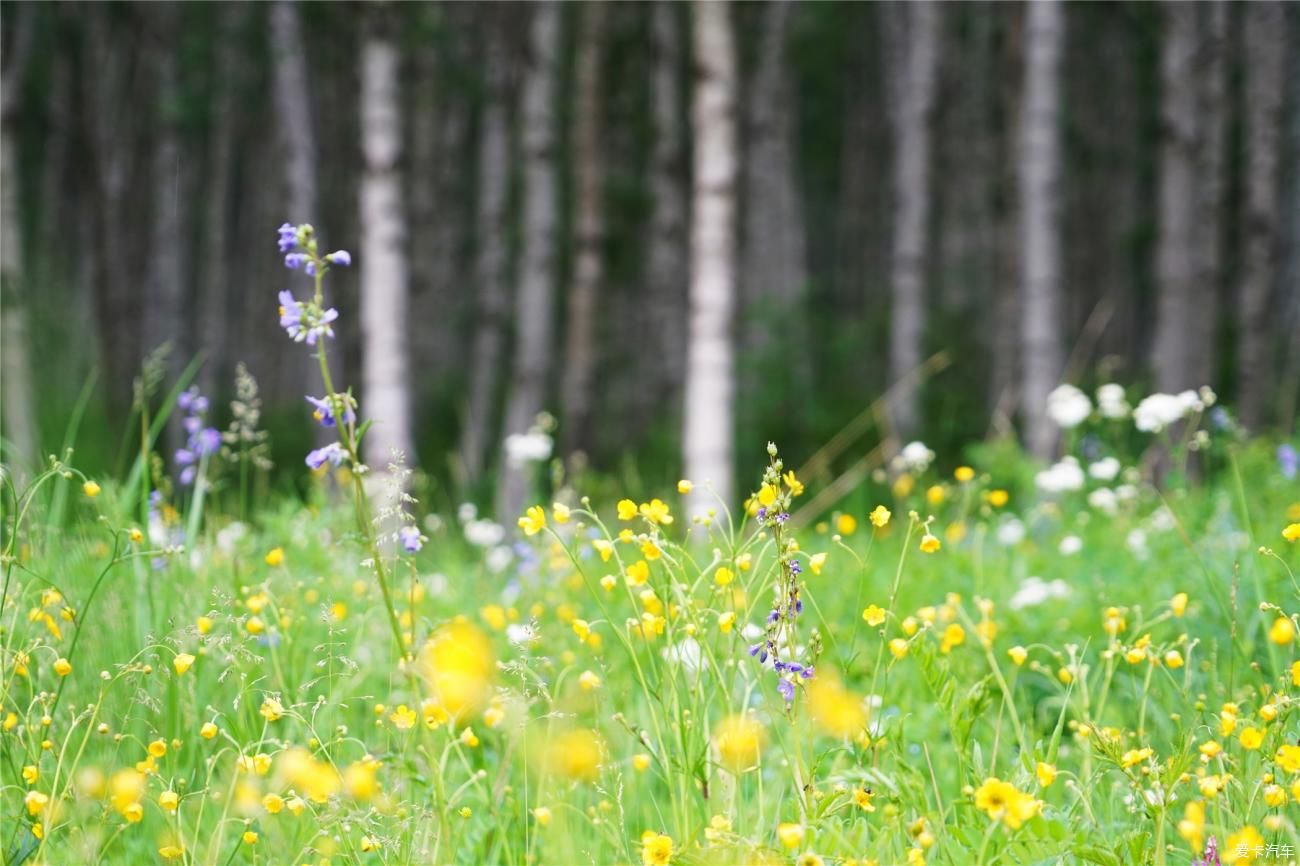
[1153,4,1219,394]
[271,1,318,226]
[497,1,561,520]
[741,0,807,344]
[1236,1,1286,430]
[561,1,605,458]
[0,4,38,469]
[684,0,738,515]
[884,1,939,438]
[647,0,689,409]
[460,21,513,486]
[359,16,414,468]
[1018,0,1066,460]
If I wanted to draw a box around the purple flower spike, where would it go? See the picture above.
[277,223,298,253]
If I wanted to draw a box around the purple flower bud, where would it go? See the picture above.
[399,526,423,553]
[326,250,352,267]
[305,442,347,470]
[800,665,815,680]
[306,395,355,428]
[1279,444,1298,480]
[748,643,762,657]
[278,222,298,253]
[284,253,309,270]
[777,678,795,703]
[305,260,317,277]
[767,609,780,625]
[788,559,802,575]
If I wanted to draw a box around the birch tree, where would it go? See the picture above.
[1153,4,1222,394]
[271,1,318,226]
[498,1,561,520]
[884,1,939,438]
[561,2,606,457]
[1018,0,1066,460]
[1237,1,1287,430]
[461,18,513,485]
[684,0,738,514]
[359,11,414,468]
[647,0,689,407]
[0,3,37,468]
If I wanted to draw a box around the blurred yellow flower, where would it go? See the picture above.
[1269,616,1295,645]
[777,823,805,849]
[985,489,1009,508]
[954,466,975,483]
[807,676,867,739]
[869,505,891,528]
[83,480,101,498]
[1283,523,1300,542]
[919,534,940,554]
[677,479,693,494]
[641,832,673,866]
[545,729,604,781]
[1170,592,1188,617]
[1036,762,1057,788]
[974,777,1040,829]
[53,658,72,677]
[1008,646,1028,667]
[837,513,858,535]
[418,621,495,721]
[264,547,284,567]
[809,552,827,575]
[618,499,639,520]
[713,714,765,772]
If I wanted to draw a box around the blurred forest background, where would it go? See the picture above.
[1,0,1297,516]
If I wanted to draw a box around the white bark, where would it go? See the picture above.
[498,1,562,519]
[1018,0,1066,460]
[271,1,318,225]
[884,1,939,437]
[560,1,605,457]
[647,0,689,406]
[684,0,738,514]
[1237,1,1286,430]
[461,26,513,484]
[0,6,37,469]
[359,33,414,468]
